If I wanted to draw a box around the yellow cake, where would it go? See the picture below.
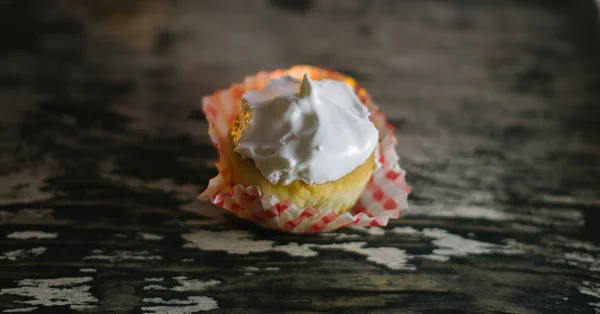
[227,120,375,214]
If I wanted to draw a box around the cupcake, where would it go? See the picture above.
[227,73,379,214]
[201,66,410,233]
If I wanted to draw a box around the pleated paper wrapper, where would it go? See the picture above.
[200,65,411,233]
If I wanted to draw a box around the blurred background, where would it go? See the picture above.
[2,0,599,211]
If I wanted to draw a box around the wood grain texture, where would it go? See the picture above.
[0,0,599,313]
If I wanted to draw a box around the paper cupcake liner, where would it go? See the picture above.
[200,65,411,233]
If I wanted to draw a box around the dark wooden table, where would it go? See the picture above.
[1,0,600,313]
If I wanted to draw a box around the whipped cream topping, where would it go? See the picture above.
[234,73,379,185]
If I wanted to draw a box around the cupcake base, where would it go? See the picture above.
[225,131,376,215]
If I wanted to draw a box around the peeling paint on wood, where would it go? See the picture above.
[0,0,599,313]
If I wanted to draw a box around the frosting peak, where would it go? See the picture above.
[296,73,313,97]
[234,74,378,185]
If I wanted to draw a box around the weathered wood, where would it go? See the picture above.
[1,0,600,313]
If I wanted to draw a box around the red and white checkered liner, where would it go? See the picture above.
[200,65,411,233]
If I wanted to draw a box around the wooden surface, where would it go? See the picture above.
[1,0,600,313]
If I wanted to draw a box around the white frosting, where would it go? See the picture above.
[234,74,379,185]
